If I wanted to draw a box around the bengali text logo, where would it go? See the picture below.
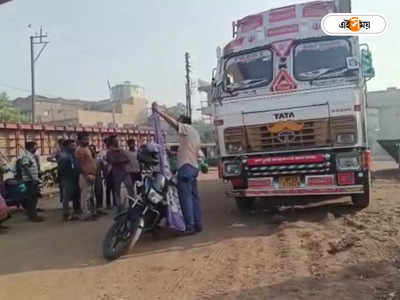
[322,14,387,35]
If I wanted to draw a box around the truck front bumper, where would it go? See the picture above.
[228,185,364,198]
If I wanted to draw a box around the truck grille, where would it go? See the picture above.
[245,153,332,177]
[224,118,330,153]
[247,162,331,177]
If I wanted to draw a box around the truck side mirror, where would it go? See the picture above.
[211,68,217,86]
[360,44,375,81]
[210,73,224,105]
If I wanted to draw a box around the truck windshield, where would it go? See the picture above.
[225,49,273,91]
[294,39,352,81]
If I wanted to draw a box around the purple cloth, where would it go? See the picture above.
[152,110,185,232]
[167,206,186,232]
[152,111,168,176]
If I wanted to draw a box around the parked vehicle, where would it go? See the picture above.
[102,144,179,261]
[209,0,375,212]
[4,178,26,208]
[3,159,48,209]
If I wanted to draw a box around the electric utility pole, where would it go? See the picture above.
[185,52,192,121]
[30,26,49,124]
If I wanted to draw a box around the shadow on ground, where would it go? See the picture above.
[373,168,400,181]
[199,258,400,300]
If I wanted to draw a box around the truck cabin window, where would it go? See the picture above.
[294,39,353,81]
[225,49,272,91]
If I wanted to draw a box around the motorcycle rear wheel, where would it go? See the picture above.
[103,216,144,261]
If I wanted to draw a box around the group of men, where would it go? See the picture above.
[53,133,141,222]
[5,102,203,235]
[17,132,140,222]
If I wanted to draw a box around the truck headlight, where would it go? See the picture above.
[225,142,243,154]
[336,133,355,144]
[336,155,360,171]
[223,161,242,177]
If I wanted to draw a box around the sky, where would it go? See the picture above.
[0,0,399,116]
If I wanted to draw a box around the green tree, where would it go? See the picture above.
[192,120,215,143]
[167,103,215,143]
[0,92,26,122]
[167,103,186,119]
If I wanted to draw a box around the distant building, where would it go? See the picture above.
[12,82,148,127]
[197,79,213,124]
[367,87,400,158]
[111,81,145,103]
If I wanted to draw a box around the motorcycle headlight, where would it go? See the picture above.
[148,189,163,204]
[143,177,152,195]
[336,154,360,171]
[336,133,356,145]
[223,161,242,177]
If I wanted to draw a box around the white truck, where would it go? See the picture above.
[209,0,375,211]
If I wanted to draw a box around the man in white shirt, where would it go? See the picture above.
[152,102,202,234]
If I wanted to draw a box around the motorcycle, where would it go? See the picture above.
[102,145,179,261]
[0,154,48,209]
[4,177,45,209]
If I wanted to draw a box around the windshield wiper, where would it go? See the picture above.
[225,79,268,95]
[227,79,268,91]
[310,66,350,85]
[242,78,268,86]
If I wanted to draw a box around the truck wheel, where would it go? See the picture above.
[351,172,371,209]
[235,197,254,213]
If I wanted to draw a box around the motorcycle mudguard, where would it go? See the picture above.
[128,206,145,221]
[113,211,128,222]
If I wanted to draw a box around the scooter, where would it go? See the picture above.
[4,177,26,208]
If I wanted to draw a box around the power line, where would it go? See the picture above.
[0,82,29,93]
[0,81,60,98]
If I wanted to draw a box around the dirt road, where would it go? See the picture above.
[1,163,400,300]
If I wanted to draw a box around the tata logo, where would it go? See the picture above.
[278,131,296,144]
[274,112,295,120]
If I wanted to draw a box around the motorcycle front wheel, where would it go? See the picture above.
[103,215,144,261]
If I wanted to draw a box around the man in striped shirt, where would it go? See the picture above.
[21,141,44,222]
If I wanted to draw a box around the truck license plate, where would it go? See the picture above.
[279,176,301,188]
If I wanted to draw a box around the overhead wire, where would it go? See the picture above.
[0,81,60,99]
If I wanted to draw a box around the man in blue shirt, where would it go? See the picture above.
[48,138,65,204]
[57,139,79,221]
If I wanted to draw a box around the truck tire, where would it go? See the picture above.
[351,172,371,209]
[235,197,254,212]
